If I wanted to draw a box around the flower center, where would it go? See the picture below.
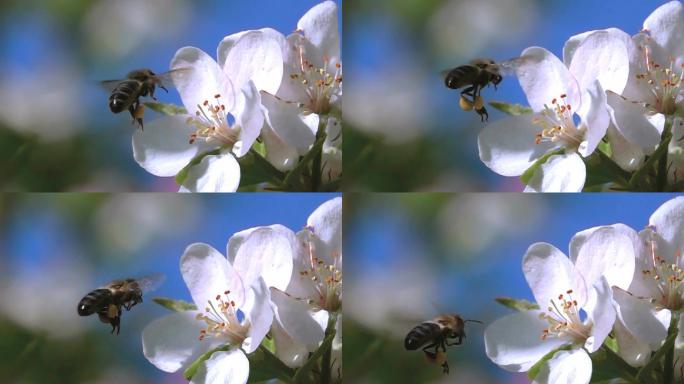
[532,94,583,147]
[298,228,342,312]
[641,227,684,310]
[634,38,684,115]
[196,290,249,345]
[289,42,342,115]
[187,94,241,148]
[539,289,591,343]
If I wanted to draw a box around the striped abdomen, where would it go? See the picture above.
[77,288,113,316]
[109,80,142,113]
[404,322,442,350]
[444,65,482,90]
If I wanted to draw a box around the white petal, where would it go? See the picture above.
[571,225,636,290]
[478,115,557,177]
[132,115,210,177]
[607,92,663,151]
[271,320,309,367]
[576,80,609,157]
[649,196,684,256]
[180,153,241,193]
[568,30,630,94]
[296,1,340,59]
[232,226,295,291]
[180,243,245,309]
[517,46,580,112]
[271,288,325,350]
[523,242,587,309]
[563,30,598,66]
[523,153,586,193]
[232,81,264,158]
[190,349,249,384]
[218,30,284,94]
[583,278,615,353]
[142,311,222,373]
[613,319,651,367]
[484,310,567,372]
[261,92,316,153]
[242,279,273,354]
[171,47,234,115]
[643,1,684,64]
[533,349,591,384]
[605,123,645,171]
[613,287,670,350]
[306,196,342,259]
[261,123,299,171]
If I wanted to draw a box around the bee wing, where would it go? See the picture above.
[155,67,193,89]
[100,79,125,93]
[135,273,166,293]
[496,55,536,77]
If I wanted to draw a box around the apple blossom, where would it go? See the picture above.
[132,30,283,192]
[485,225,635,383]
[259,1,343,174]
[478,29,630,192]
[142,242,275,384]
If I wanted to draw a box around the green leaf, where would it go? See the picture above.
[152,297,197,312]
[247,345,296,383]
[494,297,539,311]
[174,148,222,185]
[143,101,187,115]
[489,101,533,116]
[519,148,565,185]
[237,149,285,188]
[591,344,638,383]
[183,345,230,381]
[527,345,572,380]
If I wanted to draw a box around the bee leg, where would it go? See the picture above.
[476,106,489,122]
[131,103,145,130]
[421,343,439,361]
[446,336,463,346]
[110,315,120,335]
[442,361,449,374]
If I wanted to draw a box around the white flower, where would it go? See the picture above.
[611,197,684,365]
[267,197,342,371]
[142,241,279,384]
[603,1,684,170]
[478,29,630,192]
[485,225,635,383]
[132,30,283,192]
[259,1,343,172]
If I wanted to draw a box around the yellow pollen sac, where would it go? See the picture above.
[459,96,474,111]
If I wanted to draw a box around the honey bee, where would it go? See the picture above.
[444,57,524,121]
[77,274,165,334]
[404,314,482,374]
[102,68,188,130]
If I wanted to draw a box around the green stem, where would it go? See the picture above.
[321,312,338,384]
[311,117,328,191]
[248,148,286,187]
[629,118,672,191]
[664,312,679,384]
[657,117,674,192]
[257,344,296,384]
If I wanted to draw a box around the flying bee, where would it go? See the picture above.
[77,274,165,334]
[444,57,525,122]
[404,314,482,374]
[102,68,189,130]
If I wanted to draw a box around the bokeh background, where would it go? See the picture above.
[344,0,665,191]
[0,193,339,383]
[0,0,340,191]
[344,193,682,383]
